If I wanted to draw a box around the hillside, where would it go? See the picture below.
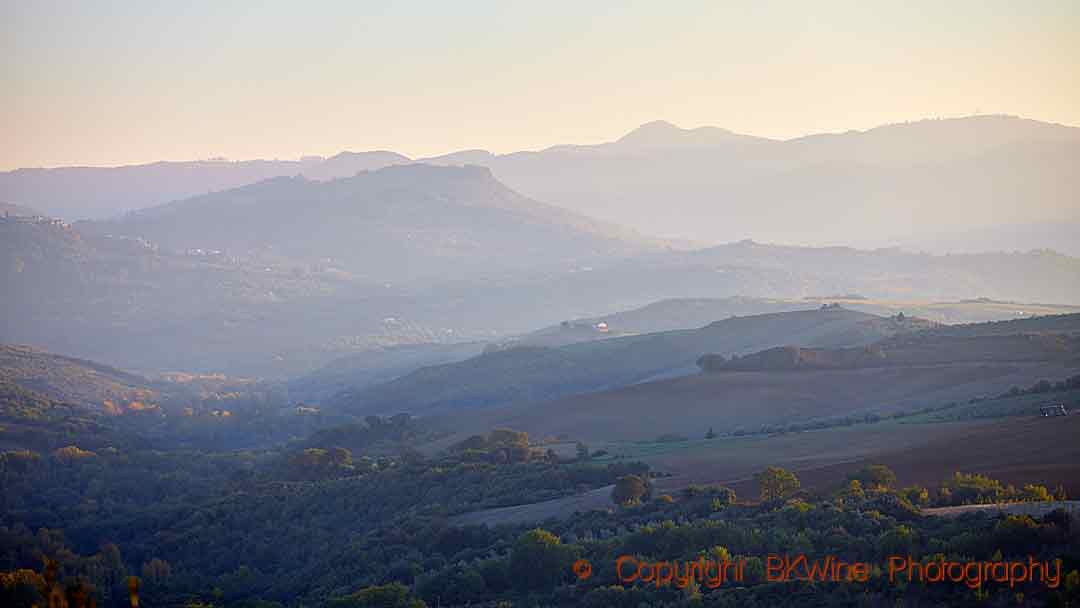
[711,334,1078,372]
[332,307,930,416]
[515,296,1080,349]
[80,164,653,282]
[0,344,166,414]
[458,314,1080,442]
[507,297,822,348]
[287,342,487,403]
[294,298,1080,401]
[672,240,1080,305]
[6,207,1080,377]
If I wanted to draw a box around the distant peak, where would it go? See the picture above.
[637,119,682,132]
[617,120,685,142]
[615,120,759,148]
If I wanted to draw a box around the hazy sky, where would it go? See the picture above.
[3,0,1078,169]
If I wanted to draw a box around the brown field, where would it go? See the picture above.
[796,413,1080,497]
[451,414,1080,527]
[648,414,1080,500]
[461,360,1077,442]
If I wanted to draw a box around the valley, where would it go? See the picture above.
[3,107,1079,608]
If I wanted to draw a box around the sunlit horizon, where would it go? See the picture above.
[4,1,1078,170]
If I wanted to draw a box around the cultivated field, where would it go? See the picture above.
[473,360,1077,442]
[452,413,1080,526]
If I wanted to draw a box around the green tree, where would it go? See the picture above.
[509,529,577,591]
[848,464,896,489]
[900,485,930,506]
[841,479,865,502]
[1020,484,1052,502]
[612,474,649,505]
[756,466,800,502]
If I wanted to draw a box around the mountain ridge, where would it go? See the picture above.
[6,115,1078,255]
[78,163,657,282]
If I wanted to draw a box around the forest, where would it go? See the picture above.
[2,419,1078,607]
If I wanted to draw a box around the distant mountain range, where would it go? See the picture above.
[3,115,1078,254]
[0,151,409,220]
[432,115,1080,252]
[78,164,654,282]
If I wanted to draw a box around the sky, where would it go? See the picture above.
[3,0,1078,170]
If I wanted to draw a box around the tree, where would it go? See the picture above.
[509,529,577,591]
[756,467,800,502]
[901,485,930,506]
[710,486,736,508]
[841,479,865,502]
[848,464,896,490]
[1020,484,1052,502]
[612,474,648,505]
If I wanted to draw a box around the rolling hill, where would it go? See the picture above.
[0,344,168,415]
[331,307,933,416]
[453,314,1080,442]
[287,341,487,404]
[5,205,1080,378]
[508,296,1080,349]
